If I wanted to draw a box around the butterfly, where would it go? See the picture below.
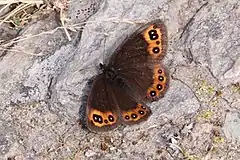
[85,19,168,132]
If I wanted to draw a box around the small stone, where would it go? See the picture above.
[223,112,240,142]
[85,149,96,158]
[104,136,112,144]
[100,142,109,151]
[110,146,116,151]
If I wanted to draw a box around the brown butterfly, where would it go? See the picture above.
[85,19,168,132]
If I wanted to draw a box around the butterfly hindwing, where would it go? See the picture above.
[86,74,121,132]
[117,63,168,101]
[112,86,151,124]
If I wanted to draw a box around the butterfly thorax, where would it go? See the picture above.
[100,63,117,81]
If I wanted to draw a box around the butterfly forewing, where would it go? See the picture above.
[109,19,167,68]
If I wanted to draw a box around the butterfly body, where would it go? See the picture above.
[85,20,168,132]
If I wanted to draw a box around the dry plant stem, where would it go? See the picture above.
[0,0,43,5]
[60,8,71,41]
[68,18,148,29]
[0,3,32,25]
[0,18,147,52]
[0,47,44,56]
[0,26,63,47]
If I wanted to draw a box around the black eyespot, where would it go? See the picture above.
[141,105,146,109]
[93,115,98,121]
[138,110,145,115]
[148,30,159,40]
[152,47,160,54]
[152,35,158,40]
[150,91,156,97]
[125,115,130,120]
[108,115,115,122]
[151,34,159,40]
[93,114,103,124]
[148,29,157,35]
[158,75,164,81]
[156,41,160,45]
[157,84,163,90]
[153,25,157,29]
[131,114,138,119]
[158,69,162,74]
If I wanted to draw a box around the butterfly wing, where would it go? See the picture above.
[109,19,167,66]
[112,86,152,125]
[110,20,168,101]
[86,74,121,132]
[118,63,168,101]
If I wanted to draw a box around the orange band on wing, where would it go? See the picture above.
[143,24,165,59]
[122,103,150,122]
[146,64,168,100]
[88,109,118,127]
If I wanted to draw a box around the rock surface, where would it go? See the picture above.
[0,0,239,159]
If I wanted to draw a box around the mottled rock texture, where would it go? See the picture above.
[0,0,239,159]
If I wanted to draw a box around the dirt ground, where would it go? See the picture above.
[0,0,239,159]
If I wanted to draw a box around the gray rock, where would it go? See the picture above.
[223,112,240,142]
[0,0,240,159]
